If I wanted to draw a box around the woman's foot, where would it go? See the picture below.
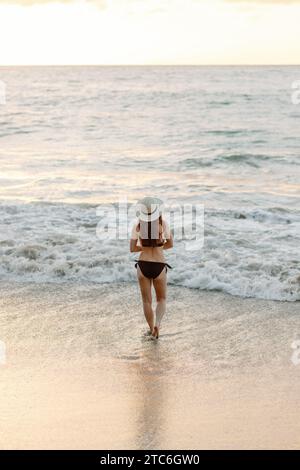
[152,326,159,339]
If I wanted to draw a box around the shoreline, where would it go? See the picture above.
[0,278,298,303]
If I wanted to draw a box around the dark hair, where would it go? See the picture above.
[137,216,164,247]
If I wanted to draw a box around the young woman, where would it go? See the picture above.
[130,197,173,339]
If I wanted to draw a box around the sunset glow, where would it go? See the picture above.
[0,0,299,65]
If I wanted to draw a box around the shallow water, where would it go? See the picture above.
[1,282,299,375]
[1,282,299,449]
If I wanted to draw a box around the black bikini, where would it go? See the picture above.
[135,260,172,280]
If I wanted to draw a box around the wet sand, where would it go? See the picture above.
[0,282,299,449]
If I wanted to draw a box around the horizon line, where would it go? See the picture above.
[0,63,300,67]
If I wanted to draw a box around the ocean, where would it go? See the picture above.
[0,66,299,300]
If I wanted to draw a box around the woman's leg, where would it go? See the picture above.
[153,268,167,337]
[137,267,155,332]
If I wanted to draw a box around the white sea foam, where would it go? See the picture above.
[0,202,299,301]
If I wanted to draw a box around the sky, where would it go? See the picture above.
[0,0,299,65]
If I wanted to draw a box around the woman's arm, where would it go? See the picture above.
[163,232,173,250]
[130,239,142,253]
[130,221,142,253]
[162,220,173,250]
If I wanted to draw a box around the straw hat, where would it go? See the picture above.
[136,196,164,222]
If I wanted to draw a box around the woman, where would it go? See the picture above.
[130,197,173,339]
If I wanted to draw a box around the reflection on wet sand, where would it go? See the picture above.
[128,338,174,449]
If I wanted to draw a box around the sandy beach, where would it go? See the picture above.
[1,0,300,455]
[0,282,299,450]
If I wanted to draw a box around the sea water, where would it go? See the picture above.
[0,66,299,300]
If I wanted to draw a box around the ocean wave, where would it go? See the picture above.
[207,207,300,225]
[173,259,300,302]
[0,202,299,302]
[181,152,291,169]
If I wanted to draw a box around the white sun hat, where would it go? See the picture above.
[136,196,164,222]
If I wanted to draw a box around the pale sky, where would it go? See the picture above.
[0,0,299,65]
